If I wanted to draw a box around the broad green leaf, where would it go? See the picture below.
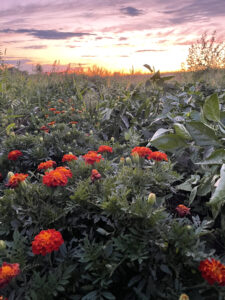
[189,186,198,205]
[173,123,192,140]
[203,93,220,122]
[186,121,221,146]
[208,164,225,218]
[196,149,225,165]
[151,133,187,152]
[151,128,171,141]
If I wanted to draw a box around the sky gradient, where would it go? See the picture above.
[1,0,225,73]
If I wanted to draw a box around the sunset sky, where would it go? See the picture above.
[1,0,225,73]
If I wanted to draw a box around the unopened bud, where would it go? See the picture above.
[39,137,43,142]
[7,172,14,179]
[179,294,189,300]
[20,181,27,188]
[89,130,93,135]
[125,157,132,165]
[132,152,139,164]
[110,137,115,143]
[148,193,156,205]
[119,157,125,164]
[0,240,6,250]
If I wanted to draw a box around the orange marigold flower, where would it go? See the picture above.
[91,169,101,182]
[8,150,22,161]
[47,121,55,126]
[97,145,113,153]
[43,169,68,187]
[83,151,103,165]
[69,121,78,124]
[49,108,56,111]
[199,258,225,286]
[54,111,61,114]
[37,160,56,171]
[55,167,73,178]
[32,229,64,256]
[40,125,49,133]
[131,147,152,158]
[176,204,191,217]
[0,262,20,288]
[62,154,78,162]
[6,173,28,188]
[148,151,168,161]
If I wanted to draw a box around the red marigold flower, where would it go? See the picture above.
[47,121,55,126]
[43,169,68,187]
[199,258,225,286]
[83,151,103,165]
[62,154,78,162]
[148,151,168,161]
[32,229,64,256]
[69,121,78,124]
[54,111,61,114]
[8,150,22,161]
[54,167,73,178]
[97,145,113,153]
[131,147,152,158]
[37,160,56,171]
[176,204,191,217]
[0,262,20,288]
[49,108,56,111]
[6,173,28,188]
[40,125,49,133]
[91,169,101,182]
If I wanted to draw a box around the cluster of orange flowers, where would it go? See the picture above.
[62,154,78,162]
[8,150,23,161]
[6,173,28,188]
[97,145,113,153]
[131,147,168,161]
[32,229,64,256]
[83,151,104,165]
[37,160,56,171]
[0,262,20,288]
[43,167,72,187]
[199,258,225,286]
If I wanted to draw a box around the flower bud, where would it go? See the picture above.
[0,240,6,250]
[125,157,132,165]
[132,152,139,164]
[119,157,125,164]
[179,294,189,300]
[148,193,156,205]
[89,130,93,135]
[110,137,115,143]
[39,137,43,142]
[7,171,14,180]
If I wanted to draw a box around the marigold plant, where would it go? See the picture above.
[97,145,113,153]
[62,154,78,162]
[199,258,225,286]
[131,147,152,158]
[37,160,56,171]
[83,151,103,165]
[32,229,64,256]
[6,173,28,188]
[91,169,101,182]
[0,262,20,288]
[7,150,22,161]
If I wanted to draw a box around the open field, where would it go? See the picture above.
[0,69,225,299]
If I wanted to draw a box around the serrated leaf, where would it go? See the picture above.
[186,121,221,146]
[203,93,220,122]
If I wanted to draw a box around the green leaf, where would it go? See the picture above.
[6,123,15,135]
[186,121,221,146]
[173,123,191,140]
[151,133,187,152]
[208,164,225,218]
[196,149,225,165]
[203,93,220,122]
